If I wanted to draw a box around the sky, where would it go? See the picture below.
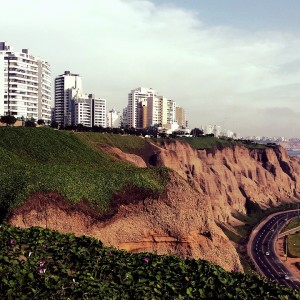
[1,0,300,137]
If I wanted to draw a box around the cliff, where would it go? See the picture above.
[154,141,300,223]
[8,137,300,273]
[8,172,242,272]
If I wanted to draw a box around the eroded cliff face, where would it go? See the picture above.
[8,140,300,273]
[8,173,242,272]
[154,141,300,223]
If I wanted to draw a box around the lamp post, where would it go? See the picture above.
[285,236,288,261]
[21,115,24,126]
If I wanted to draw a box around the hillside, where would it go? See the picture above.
[0,127,166,220]
[2,127,300,297]
[1,127,240,272]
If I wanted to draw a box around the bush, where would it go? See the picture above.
[25,120,36,127]
[0,115,17,126]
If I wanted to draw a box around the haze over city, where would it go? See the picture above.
[2,0,300,137]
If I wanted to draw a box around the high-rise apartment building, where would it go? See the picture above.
[126,87,157,128]
[124,87,178,129]
[74,94,106,128]
[55,71,106,128]
[54,71,83,127]
[146,96,176,128]
[0,42,51,121]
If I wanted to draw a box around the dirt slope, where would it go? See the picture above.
[8,172,242,272]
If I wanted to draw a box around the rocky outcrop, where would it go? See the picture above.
[8,172,242,272]
[154,141,300,223]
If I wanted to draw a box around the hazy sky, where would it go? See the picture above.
[2,0,300,137]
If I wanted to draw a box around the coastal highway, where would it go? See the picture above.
[248,210,300,290]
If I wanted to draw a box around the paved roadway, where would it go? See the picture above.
[248,210,300,290]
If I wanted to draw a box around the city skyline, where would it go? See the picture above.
[2,0,300,137]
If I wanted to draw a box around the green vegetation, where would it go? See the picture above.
[1,127,298,298]
[77,132,149,155]
[0,224,299,299]
[287,233,300,258]
[0,127,168,221]
[154,136,267,152]
[178,136,234,150]
[282,217,300,233]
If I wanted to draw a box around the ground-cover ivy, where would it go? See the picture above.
[0,225,299,299]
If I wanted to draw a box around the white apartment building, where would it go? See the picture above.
[55,72,106,128]
[107,109,121,128]
[124,87,178,129]
[74,94,106,128]
[55,71,83,127]
[0,42,51,121]
[126,87,157,128]
[93,96,106,127]
[147,96,174,127]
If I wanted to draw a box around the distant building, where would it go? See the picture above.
[55,71,83,127]
[54,71,106,127]
[107,109,121,128]
[175,106,186,128]
[126,87,157,128]
[124,87,179,130]
[74,94,106,127]
[0,42,51,122]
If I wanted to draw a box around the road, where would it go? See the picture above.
[248,210,300,290]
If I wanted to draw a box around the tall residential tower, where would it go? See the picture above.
[54,71,106,127]
[0,42,51,121]
[54,71,83,127]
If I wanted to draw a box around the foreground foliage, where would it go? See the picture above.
[0,225,299,299]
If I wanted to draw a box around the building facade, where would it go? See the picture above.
[126,87,157,128]
[0,42,51,122]
[54,71,83,127]
[74,94,106,128]
[55,71,106,128]
[175,106,186,128]
[124,87,179,130]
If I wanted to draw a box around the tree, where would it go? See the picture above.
[25,120,36,127]
[50,121,59,129]
[0,115,17,126]
[37,119,45,125]
[191,128,204,137]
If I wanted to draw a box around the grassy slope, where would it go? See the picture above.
[0,127,167,221]
[78,132,149,154]
[287,234,300,258]
[154,136,266,151]
[283,217,300,233]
